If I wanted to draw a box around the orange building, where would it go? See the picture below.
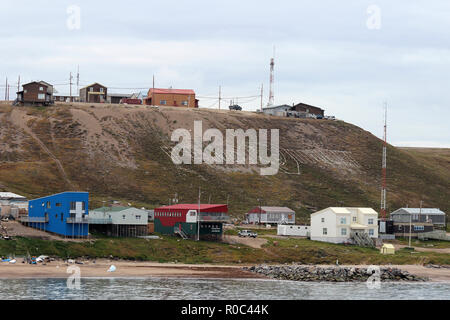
[144,88,198,108]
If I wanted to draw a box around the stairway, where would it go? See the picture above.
[174,226,188,240]
[351,231,375,248]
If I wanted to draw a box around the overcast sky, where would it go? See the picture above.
[1,0,449,147]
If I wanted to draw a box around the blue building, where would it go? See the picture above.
[26,192,89,238]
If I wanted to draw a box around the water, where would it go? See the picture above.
[0,278,448,300]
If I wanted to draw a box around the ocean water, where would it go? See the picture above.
[0,278,448,300]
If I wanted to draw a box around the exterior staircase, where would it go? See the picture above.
[174,226,188,240]
[350,231,375,248]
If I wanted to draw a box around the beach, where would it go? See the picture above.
[0,260,448,282]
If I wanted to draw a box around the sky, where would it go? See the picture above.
[0,0,449,147]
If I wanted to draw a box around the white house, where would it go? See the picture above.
[246,206,295,225]
[89,206,148,225]
[310,207,378,244]
[277,224,310,237]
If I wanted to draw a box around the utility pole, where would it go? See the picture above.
[380,102,388,220]
[260,83,263,112]
[408,213,412,248]
[69,72,73,101]
[152,74,155,106]
[218,86,221,110]
[197,187,201,241]
[17,76,20,92]
[76,65,80,101]
[5,77,8,100]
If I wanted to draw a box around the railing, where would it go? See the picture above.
[88,218,113,224]
[173,226,188,239]
[66,217,89,224]
[19,216,48,223]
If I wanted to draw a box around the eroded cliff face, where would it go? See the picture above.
[0,103,448,220]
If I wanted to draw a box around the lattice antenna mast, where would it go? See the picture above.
[268,46,275,106]
[381,102,388,219]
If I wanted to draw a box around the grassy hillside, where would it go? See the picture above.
[0,235,448,265]
[0,102,449,223]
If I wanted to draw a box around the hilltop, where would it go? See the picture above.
[0,102,449,223]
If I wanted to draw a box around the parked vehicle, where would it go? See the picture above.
[229,104,242,111]
[238,230,258,238]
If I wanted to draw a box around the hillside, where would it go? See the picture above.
[0,102,449,223]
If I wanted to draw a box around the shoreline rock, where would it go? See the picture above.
[243,265,429,282]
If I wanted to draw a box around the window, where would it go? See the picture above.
[181,100,188,106]
[39,86,44,91]
[340,217,346,224]
[136,215,141,220]
[56,203,61,207]
[24,90,27,93]
[322,228,327,235]
[70,202,76,210]
[352,216,357,222]
[55,214,58,219]
[341,228,347,236]
[82,202,86,211]
[369,229,374,236]
[61,213,64,222]
[46,201,51,209]
[122,215,126,219]
[160,100,167,105]
[90,87,94,92]
[321,218,325,223]
[38,93,45,100]
[368,218,374,225]
[100,88,104,93]
[414,225,424,231]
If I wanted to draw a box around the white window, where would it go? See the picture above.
[368,218,374,225]
[136,215,141,220]
[340,217,346,224]
[341,228,347,236]
[38,93,45,100]
[100,88,104,93]
[181,100,188,106]
[322,228,327,235]
[352,216,357,222]
[160,100,167,105]
[122,215,126,219]
[414,225,424,231]
[39,86,44,91]
[24,90,28,93]
[369,229,374,236]
[321,217,325,223]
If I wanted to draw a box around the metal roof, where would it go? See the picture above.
[0,192,26,199]
[149,88,195,95]
[391,208,445,215]
[248,206,295,214]
[155,204,227,211]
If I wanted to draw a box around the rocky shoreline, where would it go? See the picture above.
[243,265,429,282]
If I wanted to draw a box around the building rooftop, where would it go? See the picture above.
[0,192,27,199]
[392,208,445,215]
[91,206,133,212]
[149,88,195,95]
[155,204,227,211]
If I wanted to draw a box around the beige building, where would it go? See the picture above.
[310,207,378,244]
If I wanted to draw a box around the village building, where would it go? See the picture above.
[153,204,229,240]
[79,83,107,103]
[144,88,198,108]
[107,93,132,104]
[53,95,78,103]
[277,224,310,237]
[390,208,446,227]
[246,206,295,225]
[21,192,89,238]
[16,81,54,106]
[310,207,378,244]
[293,102,325,117]
[89,206,148,237]
[0,192,28,218]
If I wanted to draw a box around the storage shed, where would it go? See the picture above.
[380,243,395,255]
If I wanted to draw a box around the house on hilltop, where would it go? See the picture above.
[79,83,107,103]
[16,81,54,106]
[144,88,198,108]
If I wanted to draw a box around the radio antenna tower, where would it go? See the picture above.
[267,46,275,107]
[380,102,388,220]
